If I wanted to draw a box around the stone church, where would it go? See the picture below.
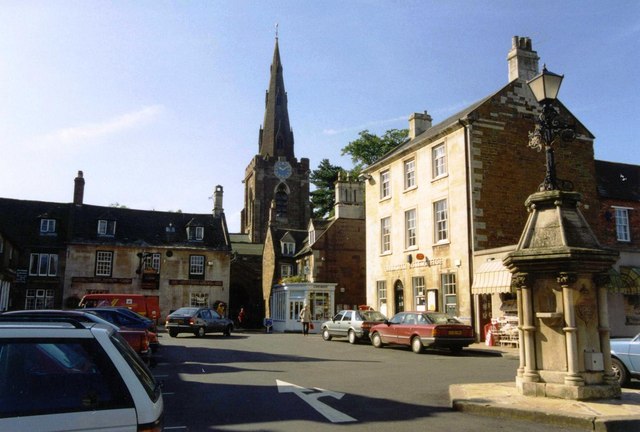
[240,37,311,244]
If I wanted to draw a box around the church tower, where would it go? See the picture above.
[241,36,310,243]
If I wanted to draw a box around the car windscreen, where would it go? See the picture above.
[360,311,386,321]
[423,313,461,324]
[109,332,161,402]
[0,337,133,418]
[172,307,198,316]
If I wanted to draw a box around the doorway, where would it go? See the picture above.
[394,280,404,313]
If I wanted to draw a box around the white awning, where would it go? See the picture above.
[472,260,513,294]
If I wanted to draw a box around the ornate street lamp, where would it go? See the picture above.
[527,65,576,191]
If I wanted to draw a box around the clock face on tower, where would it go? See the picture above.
[274,160,292,179]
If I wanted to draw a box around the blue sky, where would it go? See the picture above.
[1,1,638,232]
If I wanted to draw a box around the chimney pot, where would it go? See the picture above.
[408,111,432,139]
[73,170,85,205]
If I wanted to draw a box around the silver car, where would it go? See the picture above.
[321,309,387,344]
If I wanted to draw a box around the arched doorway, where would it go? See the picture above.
[394,280,405,313]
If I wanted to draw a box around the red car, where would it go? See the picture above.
[369,311,474,354]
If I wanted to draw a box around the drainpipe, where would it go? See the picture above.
[459,116,477,338]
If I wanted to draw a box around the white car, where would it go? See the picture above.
[0,316,163,431]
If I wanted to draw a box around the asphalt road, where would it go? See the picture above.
[153,330,586,432]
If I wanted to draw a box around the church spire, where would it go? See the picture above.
[259,35,295,159]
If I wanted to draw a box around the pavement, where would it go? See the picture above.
[454,343,640,431]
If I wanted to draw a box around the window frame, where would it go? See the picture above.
[188,226,205,241]
[404,158,416,190]
[434,199,449,243]
[97,219,117,236]
[380,170,391,199]
[614,207,631,242]
[95,251,113,277]
[189,255,205,279]
[441,273,457,315]
[380,216,391,254]
[280,264,293,278]
[432,143,447,179]
[29,253,59,276]
[413,276,426,309]
[40,219,56,234]
[281,241,295,256]
[405,208,417,249]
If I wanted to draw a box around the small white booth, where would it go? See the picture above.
[269,282,336,333]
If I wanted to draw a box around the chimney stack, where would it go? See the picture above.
[507,36,539,83]
[73,171,85,205]
[213,185,224,217]
[408,111,432,139]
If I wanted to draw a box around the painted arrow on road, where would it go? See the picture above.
[276,379,357,423]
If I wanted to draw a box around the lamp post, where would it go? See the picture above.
[527,66,575,191]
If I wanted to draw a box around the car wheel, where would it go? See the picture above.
[612,357,630,386]
[195,326,205,338]
[371,332,383,348]
[411,336,423,354]
[169,329,178,338]
[224,325,232,337]
[322,328,332,341]
[348,330,357,344]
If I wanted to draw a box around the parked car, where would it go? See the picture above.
[165,307,234,337]
[321,309,387,344]
[83,307,160,352]
[369,311,475,354]
[2,309,154,365]
[610,333,640,386]
[0,316,163,431]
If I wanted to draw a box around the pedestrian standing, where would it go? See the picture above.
[237,307,245,328]
[299,304,312,336]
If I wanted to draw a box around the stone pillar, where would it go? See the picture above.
[519,273,540,383]
[595,273,617,385]
[559,272,584,386]
[514,274,526,378]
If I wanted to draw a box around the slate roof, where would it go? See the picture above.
[0,198,231,251]
[595,160,640,201]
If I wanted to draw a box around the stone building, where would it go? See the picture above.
[0,172,232,319]
[360,36,601,334]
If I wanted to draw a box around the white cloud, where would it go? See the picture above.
[39,105,165,147]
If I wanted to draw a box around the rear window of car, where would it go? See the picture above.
[109,332,161,402]
[0,337,133,418]
[360,311,386,321]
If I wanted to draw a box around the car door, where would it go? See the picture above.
[380,313,405,344]
[210,310,226,332]
[198,309,213,332]
[339,311,354,338]
[327,311,345,336]
[396,313,417,346]
[628,334,640,373]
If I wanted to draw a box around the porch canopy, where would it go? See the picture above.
[471,260,513,294]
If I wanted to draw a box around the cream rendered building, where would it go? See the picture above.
[362,36,602,334]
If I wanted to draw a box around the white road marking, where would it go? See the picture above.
[276,379,357,423]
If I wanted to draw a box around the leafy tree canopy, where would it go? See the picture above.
[340,128,408,171]
[310,159,345,219]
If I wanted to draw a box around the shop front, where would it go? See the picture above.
[269,282,336,333]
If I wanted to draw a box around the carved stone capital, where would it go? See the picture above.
[557,272,577,287]
[512,272,529,289]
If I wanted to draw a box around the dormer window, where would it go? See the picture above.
[97,219,116,236]
[309,229,316,245]
[40,219,56,234]
[282,241,295,256]
[188,226,204,241]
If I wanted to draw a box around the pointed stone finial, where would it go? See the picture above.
[275,23,279,40]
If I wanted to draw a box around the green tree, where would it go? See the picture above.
[340,128,409,171]
[310,159,345,219]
